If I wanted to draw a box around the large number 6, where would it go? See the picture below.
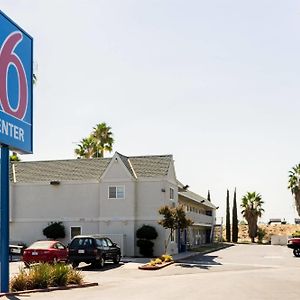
[0,31,28,120]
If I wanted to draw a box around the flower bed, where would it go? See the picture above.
[138,254,174,270]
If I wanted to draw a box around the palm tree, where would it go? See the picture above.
[240,192,264,243]
[74,136,96,159]
[288,163,300,216]
[92,122,114,158]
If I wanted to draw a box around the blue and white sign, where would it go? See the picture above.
[0,11,33,153]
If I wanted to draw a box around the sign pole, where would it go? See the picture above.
[0,144,9,292]
[0,11,33,293]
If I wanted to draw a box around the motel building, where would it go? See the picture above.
[9,152,217,256]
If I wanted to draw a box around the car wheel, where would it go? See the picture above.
[99,256,105,268]
[293,248,300,257]
[24,262,30,268]
[53,257,58,264]
[72,261,79,268]
[113,254,121,264]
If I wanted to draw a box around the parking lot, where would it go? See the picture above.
[6,244,300,300]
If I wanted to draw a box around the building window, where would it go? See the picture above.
[109,186,125,199]
[70,226,81,239]
[170,188,174,200]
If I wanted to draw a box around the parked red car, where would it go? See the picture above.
[287,237,300,257]
[22,240,68,267]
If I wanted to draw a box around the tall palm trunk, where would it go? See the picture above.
[247,217,258,243]
[295,191,300,216]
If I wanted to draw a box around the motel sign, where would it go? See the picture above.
[0,11,33,153]
[0,10,33,293]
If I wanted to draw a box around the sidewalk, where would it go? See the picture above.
[122,243,233,264]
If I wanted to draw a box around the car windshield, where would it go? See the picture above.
[28,241,54,249]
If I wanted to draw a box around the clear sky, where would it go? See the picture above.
[1,0,300,223]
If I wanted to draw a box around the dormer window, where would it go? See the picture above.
[108,186,125,199]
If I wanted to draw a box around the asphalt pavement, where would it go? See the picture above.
[5,244,300,300]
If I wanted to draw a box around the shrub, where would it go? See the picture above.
[27,263,52,289]
[10,269,28,292]
[136,225,158,240]
[161,254,173,262]
[136,225,158,257]
[43,221,66,239]
[154,258,162,264]
[136,239,154,257]
[257,227,267,244]
[67,269,83,285]
[10,263,84,292]
[292,231,300,238]
[149,260,157,266]
[50,264,70,287]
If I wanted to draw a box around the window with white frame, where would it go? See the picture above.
[70,226,81,239]
[109,186,125,199]
[170,188,174,200]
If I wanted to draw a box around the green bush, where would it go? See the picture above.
[10,263,84,292]
[27,263,52,289]
[43,221,66,239]
[136,225,158,257]
[10,268,28,291]
[136,225,158,240]
[67,269,83,285]
[136,239,154,257]
[257,227,267,244]
[50,264,70,287]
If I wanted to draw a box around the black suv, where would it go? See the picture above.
[68,235,121,268]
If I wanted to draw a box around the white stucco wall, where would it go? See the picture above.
[10,181,101,245]
[134,179,179,256]
[11,181,100,220]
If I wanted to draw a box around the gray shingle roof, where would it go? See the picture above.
[129,155,172,178]
[116,152,136,178]
[10,153,173,183]
[11,158,111,183]
[178,190,217,209]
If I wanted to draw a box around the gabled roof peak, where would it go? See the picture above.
[11,152,173,183]
[116,152,173,159]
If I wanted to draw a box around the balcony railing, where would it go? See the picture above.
[186,211,213,225]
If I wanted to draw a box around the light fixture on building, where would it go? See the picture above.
[161,188,166,192]
[50,180,60,185]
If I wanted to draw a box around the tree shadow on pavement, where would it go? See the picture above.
[78,262,125,272]
[175,255,222,270]
[7,295,28,300]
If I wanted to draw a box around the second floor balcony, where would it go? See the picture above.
[186,211,214,226]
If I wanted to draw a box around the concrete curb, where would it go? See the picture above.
[0,282,99,297]
[138,261,174,270]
